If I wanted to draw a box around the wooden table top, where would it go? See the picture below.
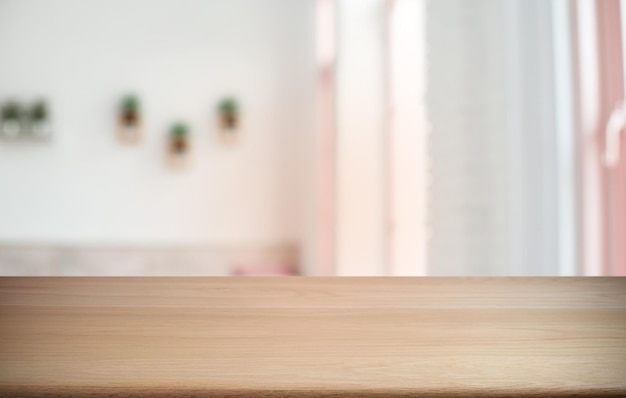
[0,277,625,397]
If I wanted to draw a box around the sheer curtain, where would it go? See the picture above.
[312,0,624,276]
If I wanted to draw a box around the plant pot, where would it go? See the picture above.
[170,137,188,155]
[166,123,191,169]
[218,111,240,146]
[220,111,238,130]
[29,120,52,139]
[117,111,142,144]
[0,119,22,139]
[23,101,52,141]
[217,98,240,146]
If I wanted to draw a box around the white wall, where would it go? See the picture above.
[0,0,314,248]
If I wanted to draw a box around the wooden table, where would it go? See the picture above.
[1,278,625,397]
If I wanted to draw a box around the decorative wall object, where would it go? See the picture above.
[0,100,52,141]
[117,95,142,144]
[166,122,190,168]
[217,97,240,144]
[0,102,22,139]
[27,101,52,139]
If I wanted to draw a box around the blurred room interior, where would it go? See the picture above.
[0,0,624,276]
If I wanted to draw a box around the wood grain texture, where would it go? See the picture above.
[0,278,625,397]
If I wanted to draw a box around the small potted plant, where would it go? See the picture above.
[28,100,52,139]
[167,122,190,168]
[218,98,239,131]
[117,94,142,144]
[1,101,23,139]
[217,98,241,145]
[170,122,188,153]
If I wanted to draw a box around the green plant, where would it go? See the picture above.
[121,95,139,113]
[2,102,21,120]
[170,122,189,138]
[31,101,48,121]
[219,98,238,113]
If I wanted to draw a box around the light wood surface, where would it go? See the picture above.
[0,277,625,397]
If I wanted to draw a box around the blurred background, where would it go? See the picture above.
[0,0,624,276]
